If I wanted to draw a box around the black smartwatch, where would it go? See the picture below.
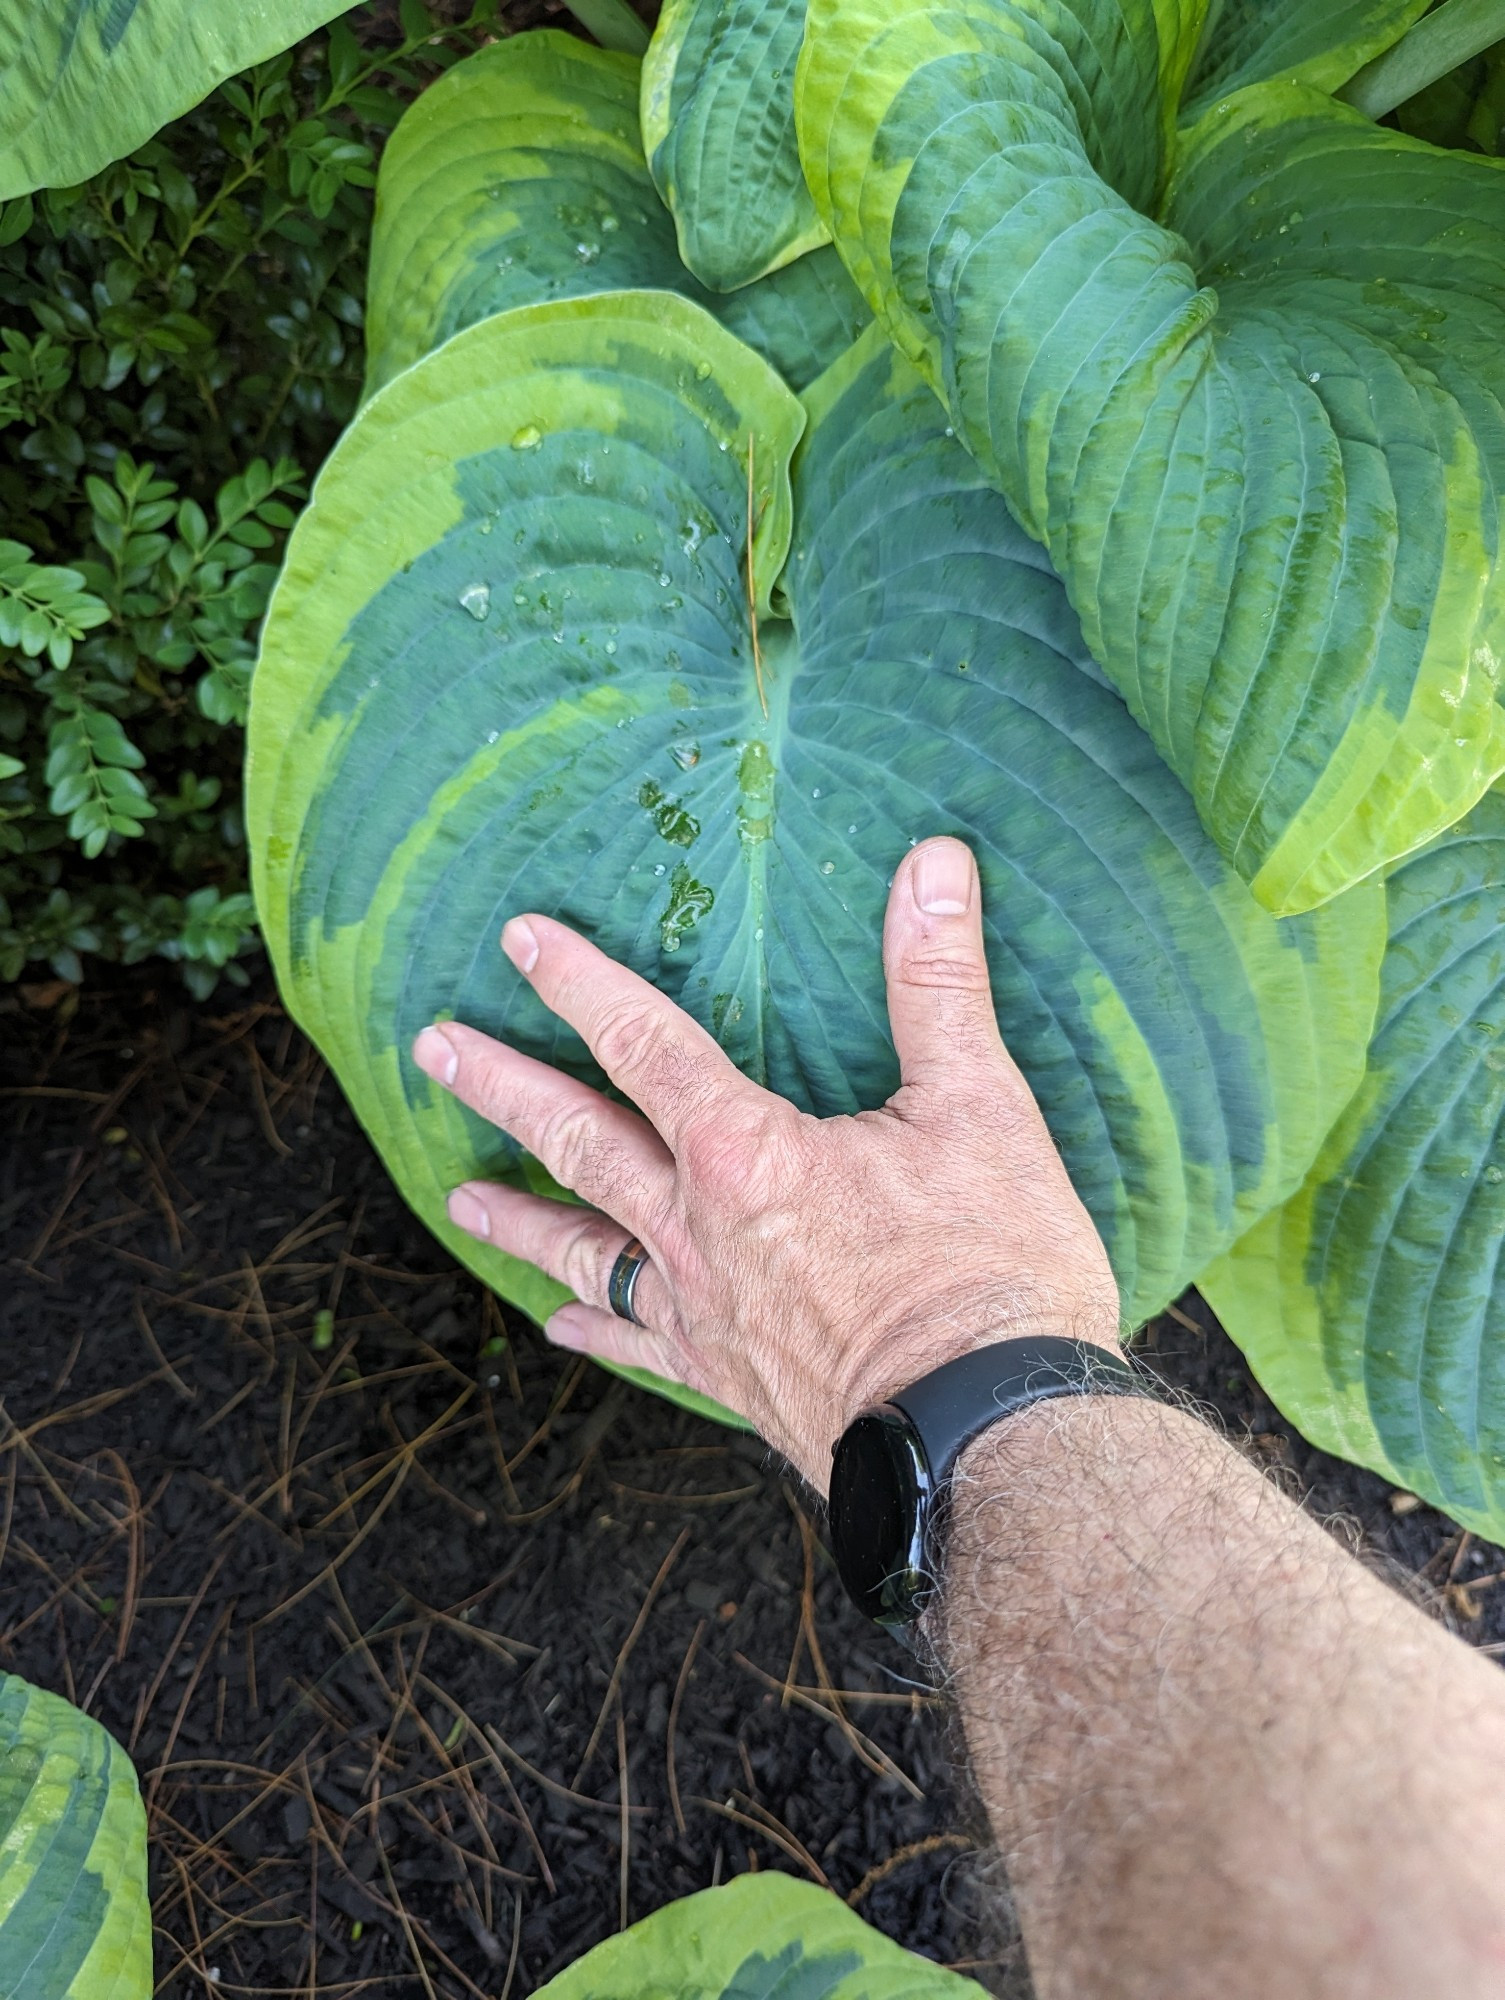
[827,1336,1142,1626]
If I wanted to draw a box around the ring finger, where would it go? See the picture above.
[447,1179,678,1331]
[414,1022,675,1230]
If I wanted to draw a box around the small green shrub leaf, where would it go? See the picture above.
[0,1674,151,1999]
[0,0,352,198]
[363,32,868,398]
[796,0,1505,914]
[1201,787,1505,1543]
[248,298,1383,1411]
[532,1873,986,1997]
[641,0,826,290]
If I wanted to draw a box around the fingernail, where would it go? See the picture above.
[447,1184,491,1239]
[501,917,540,974]
[912,840,973,916]
[545,1306,593,1351]
[413,1023,459,1086]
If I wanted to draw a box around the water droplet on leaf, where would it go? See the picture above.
[459,583,490,620]
[511,425,542,450]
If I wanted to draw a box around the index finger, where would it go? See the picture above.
[501,912,758,1149]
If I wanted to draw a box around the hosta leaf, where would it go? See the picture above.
[641,0,826,291]
[364,32,867,399]
[1201,789,1505,1542]
[533,1872,987,1997]
[248,293,1383,1419]
[796,2,1505,914]
[0,0,347,200]
[1183,0,1428,113]
[714,248,872,400]
[0,1675,150,2000]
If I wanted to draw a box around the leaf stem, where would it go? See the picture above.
[1339,0,1505,120]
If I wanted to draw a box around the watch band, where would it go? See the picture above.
[828,1335,1144,1627]
[892,1334,1140,1490]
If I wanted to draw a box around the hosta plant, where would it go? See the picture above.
[248,31,1384,1421]
[0,1673,150,1999]
[1202,785,1505,1538]
[532,1871,987,1997]
[796,0,1505,917]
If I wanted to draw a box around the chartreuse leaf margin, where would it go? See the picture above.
[249,40,1386,1419]
[363,30,869,400]
[795,0,1505,916]
[0,1674,151,2000]
[532,1872,988,1998]
[641,0,827,291]
[1202,789,1505,1541]
[0,0,350,200]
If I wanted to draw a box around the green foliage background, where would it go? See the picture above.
[0,0,508,993]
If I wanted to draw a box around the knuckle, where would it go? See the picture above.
[536,1097,605,1192]
[899,944,993,993]
[591,998,665,1081]
[559,1214,613,1302]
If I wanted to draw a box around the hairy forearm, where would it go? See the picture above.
[930,1396,1505,2000]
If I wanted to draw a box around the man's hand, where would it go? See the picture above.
[411,835,1119,1487]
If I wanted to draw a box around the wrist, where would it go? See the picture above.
[833,1305,1124,1446]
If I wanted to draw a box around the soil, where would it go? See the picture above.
[2,969,1502,2000]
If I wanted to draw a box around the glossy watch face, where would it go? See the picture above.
[828,1410,934,1626]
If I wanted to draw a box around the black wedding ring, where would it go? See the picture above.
[607,1238,651,1325]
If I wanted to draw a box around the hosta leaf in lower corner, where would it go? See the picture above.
[0,0,346,199]
[797,2,1505,915]
[533,1873,987,1997]
[249,294,1383,1414]
[641,0,827,291]
[0,1675,150,2000]
[1182,0,1427,115]
[363,32,867,400]
[1200,790,1505,1542]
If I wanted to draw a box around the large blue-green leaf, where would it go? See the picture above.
[248,292,1383,1417]
[796,1,1505,916]
[1183,0,1428,114]
[0,1675,150,1999]
[641,0,826,290]
[0,0,347,199]
[364,31,868,399]
[533,1873,987,1997]
[1201,788,1505,1541]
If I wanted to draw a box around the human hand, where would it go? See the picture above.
[411,836,1120,1491]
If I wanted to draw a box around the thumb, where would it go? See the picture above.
[882,837,1010,1104]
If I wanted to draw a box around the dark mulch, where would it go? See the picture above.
[2,969,1501,1999]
